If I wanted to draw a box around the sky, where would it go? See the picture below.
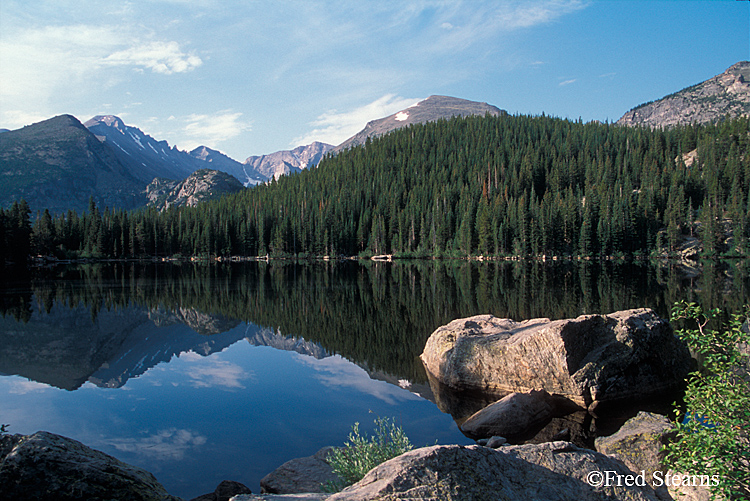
[0,1,748,162]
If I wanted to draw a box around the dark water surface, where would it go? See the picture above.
[1,259,748,498]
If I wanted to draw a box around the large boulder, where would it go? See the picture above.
[420,309,692,408]
[0,431,180,501]
[326,442,661,501]
[260,446,342,494]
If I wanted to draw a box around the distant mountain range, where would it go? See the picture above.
[2,63,748,214]
[618,61,750,127]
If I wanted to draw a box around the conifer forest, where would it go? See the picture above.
[2,113,749,263]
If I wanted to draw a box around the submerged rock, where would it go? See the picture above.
[420,309,692,408]
[326,442,660,501]
[460,389,581,441]
[0,431,180,501]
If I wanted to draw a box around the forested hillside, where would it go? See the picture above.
[3,113,749,262]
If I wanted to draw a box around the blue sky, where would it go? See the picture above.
[0,1,747,161]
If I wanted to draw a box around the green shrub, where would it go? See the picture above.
[664,301,750,500]
[325,416,413,492]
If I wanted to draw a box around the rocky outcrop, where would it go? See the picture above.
[460,389,582,441]
[326,443,660,500]
[0,431,180,500]
[145,168,244,211]
[618,61,750,127]
[260,447,342,494]
[420,309,692,408]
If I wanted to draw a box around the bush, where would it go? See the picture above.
[325,416,412,492]
[664,301,750,500]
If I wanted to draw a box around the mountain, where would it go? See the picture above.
[190,145,265,185]
[144,168,245,211]
[85,115,304,186]
[334,95,505,152]
[0,115,145,213]
[618,61,750,127]
[243,141,334,181]
[85,115,206,183]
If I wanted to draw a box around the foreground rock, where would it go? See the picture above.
[260,447,341,494]
[0,431,180,501]
[189,479,252,501]
[420,309,691,408]
[460,389,582,441]
[326,442,660,501]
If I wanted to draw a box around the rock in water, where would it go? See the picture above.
[420,309,692,408]
[0,431,180,501]
[260,446,342,494]
[326,443,660,501]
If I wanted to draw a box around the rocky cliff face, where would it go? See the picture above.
[618,61,750,127]
[144,168,244,210]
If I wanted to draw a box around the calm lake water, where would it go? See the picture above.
[1,259,748,499]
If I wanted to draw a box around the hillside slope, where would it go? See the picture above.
[618,61,750,127]
[0,115,145,213]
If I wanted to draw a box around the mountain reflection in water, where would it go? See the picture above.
[0,259,747,498]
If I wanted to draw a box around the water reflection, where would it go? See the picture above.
[0,259,747,498]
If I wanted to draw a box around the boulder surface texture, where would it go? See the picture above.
[327,442,660,501]
[0,431,180,501]
[420,308,691,407]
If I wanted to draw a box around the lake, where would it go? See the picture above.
[1,259,748,499]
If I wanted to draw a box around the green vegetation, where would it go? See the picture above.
[664,301,750,500]
[325,416,412,492]
[2,114,748,262]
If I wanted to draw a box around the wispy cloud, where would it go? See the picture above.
[101,428,207,460]
[293,94,421,147]
[180,110,252,151]
[7,379,51,395]
[103,41,202,74]
[559,79,577,86]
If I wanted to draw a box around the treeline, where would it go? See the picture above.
[4,114,750,262]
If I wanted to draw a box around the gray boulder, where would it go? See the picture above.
[326,442,660,501]
[420,309,692,408]
[260,446,341,494]
[0,431,180,501]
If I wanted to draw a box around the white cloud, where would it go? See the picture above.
[180,110,252,151]
[294,354,419,405]
[101,428,207,460]
[293,94,421,147]
[103,41,202,74]
[559,79,577,86]
[7,379,51,395]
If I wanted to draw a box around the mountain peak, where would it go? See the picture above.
[335,95,504,152]
[84,115,127,131]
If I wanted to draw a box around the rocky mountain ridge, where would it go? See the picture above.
[244,141,334,181]
[618,61,750,127]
